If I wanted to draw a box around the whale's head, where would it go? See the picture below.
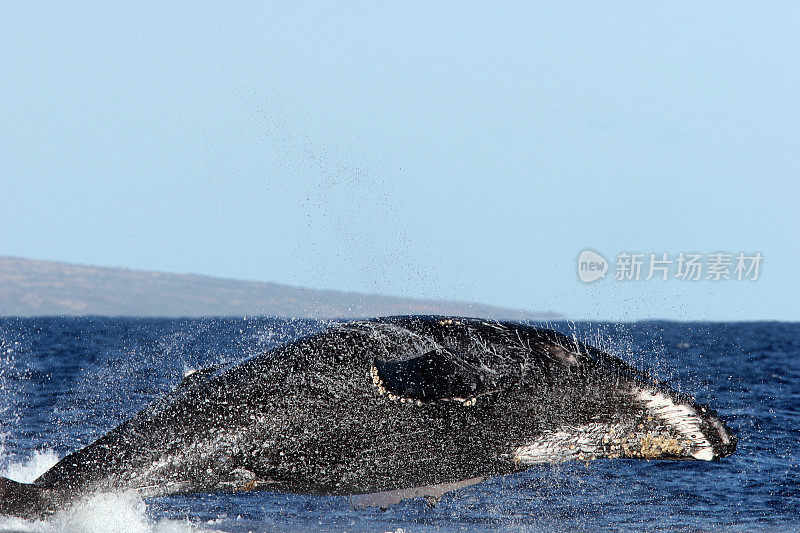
[359,316,737,467]
[500,325,738,466]
[511,381,737,465]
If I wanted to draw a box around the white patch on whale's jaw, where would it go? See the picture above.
[690,446,715,461]
[511,429,579,465]
[511,423,613,465]
[634,387,715,461]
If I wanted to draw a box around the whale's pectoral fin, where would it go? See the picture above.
[372,349,493,403]
[348,476,485,510]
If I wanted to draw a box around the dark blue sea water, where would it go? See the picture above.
[0,318,797,532]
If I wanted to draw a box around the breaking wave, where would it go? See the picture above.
[0,446,216,533]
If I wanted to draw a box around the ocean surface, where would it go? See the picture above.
[0,317,797,532]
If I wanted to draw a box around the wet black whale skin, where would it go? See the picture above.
[0,316,736,518]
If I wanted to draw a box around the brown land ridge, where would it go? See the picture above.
[0,256,561,320]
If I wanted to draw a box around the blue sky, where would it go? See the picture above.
[1,2,797,320]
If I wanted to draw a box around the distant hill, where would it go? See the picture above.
[0,257,561,320]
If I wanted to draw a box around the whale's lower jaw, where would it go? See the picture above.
[511,382,735,465]
[510,421,703,465]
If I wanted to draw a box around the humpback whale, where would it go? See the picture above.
[0,316,736,518]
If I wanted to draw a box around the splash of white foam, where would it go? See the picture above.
[52,491,212,533]
[0,491,218,533]
[0,447,61,483]
[0,446,218,533]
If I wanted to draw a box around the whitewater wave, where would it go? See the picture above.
[1,446,60,484]
[0,445,218,533]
